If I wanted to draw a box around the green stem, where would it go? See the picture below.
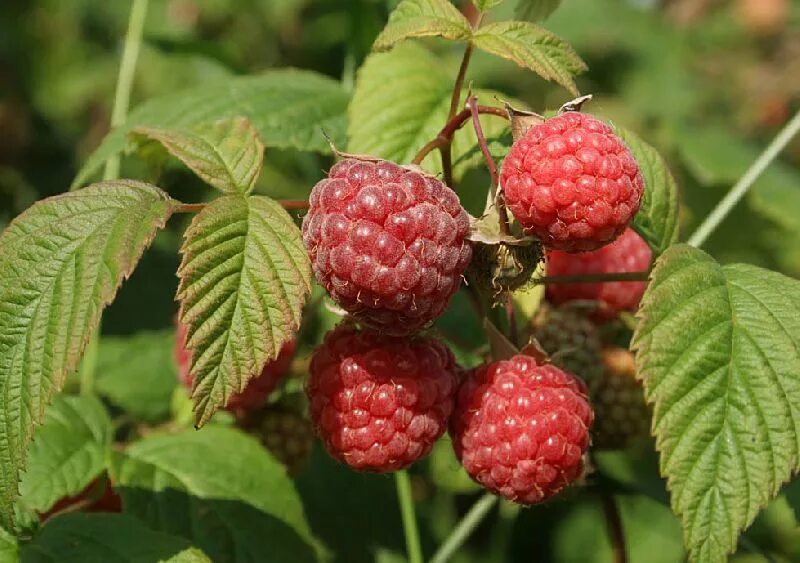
[688,109,800,248]
[103,0,149,181]
[429,493,498,563]
[395,471,423,563]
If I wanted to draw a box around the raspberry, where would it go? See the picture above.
[591,348,650,450]
[499,112,644,252]
[307,324,459,472]
[302,158,472,335]
[450,355,593,504]
[545,228,652,321]
[175,318,296,411]
[530,305,603,383]
[257,408,315,475]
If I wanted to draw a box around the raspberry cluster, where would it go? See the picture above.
[545,228,652,321]
[175,318,296,411]
[307,325,459,472]
[500,112,644,252]
[257,408,315,474]
[302,158,472,335]
[450,355,593,504]
[530,305,603,383]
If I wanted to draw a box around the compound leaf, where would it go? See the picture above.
[373,0,472,50]
[514,0,561,22]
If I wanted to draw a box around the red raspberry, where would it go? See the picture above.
[450,355,593,504]
[545,228,652,321]
[307,325,459,472]
[175,319,296,411]
[302,158,472,335]
[499,112,644,252]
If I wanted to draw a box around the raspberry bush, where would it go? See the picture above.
[1,1,799,562]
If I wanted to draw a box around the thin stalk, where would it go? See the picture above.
[688,109,800,248]
[600,493,628,563]
[412,106,507,165]
[82,0,149,395]
[533,271,650,285]
[395,471,423,563]
[429,493,498,563]
[103,0,149,181]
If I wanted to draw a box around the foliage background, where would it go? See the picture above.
[1,0,799,561]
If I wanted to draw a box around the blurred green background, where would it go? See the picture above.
[1,1,799,561]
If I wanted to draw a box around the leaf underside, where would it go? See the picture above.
[177,195,311,426]
[0,180,176,528]
[633,244,800,562]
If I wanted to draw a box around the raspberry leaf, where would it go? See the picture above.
[0,180,177,528]
[474,0,504,10]
[177,195,311,426]
[471,21,586,96]
[17,395,112,515]
[373,0,472,51]
[514,0,561,22]
[73,70,348,188]
[21,513,210,562]
[615,126,680,256]
[348,43,519,178]
[133,117,264,195]
[111,427,320,562]
[633,244,800,562]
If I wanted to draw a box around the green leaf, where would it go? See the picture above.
[475,0,504,10]
[514,0,561,22]
[373,0,472,50]
[73,70,349,188]
[18,395,111,514]
[633,244,800,562]
[21,513,210,563]
[348,43,518,178]
[94,330,178,423]
[0,526,17,563]
[0,180,176,528]
[614,126,680,255]
[133,117,265,195]
[112,426,320,563]
[472,21,586,96]
[177,195,311,426]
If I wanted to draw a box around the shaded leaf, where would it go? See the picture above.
[633,244,800,562]
[615,126,680,255]
[21,513,210,563]
[94,330,177,423]
[18,395,111,514]
[515,0,561,22]
[112,427,320,563]
[373,0,472,50]
[0,526,17,563]
[472,21,586,95]
[475,0,504,10]
[0,181,176,528]
[133,117,264,195]
[73,70,348,188]
[177,195,311,426]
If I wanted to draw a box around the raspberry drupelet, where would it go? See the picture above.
[450,355,593,504]
[307,325,459,472]
[500,112,644,252]
[302,158,472,336]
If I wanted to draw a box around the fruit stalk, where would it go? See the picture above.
[395,471,423,563]
[533,270,650,285]
[600,493,628,563]
[429,493,498,563]
[411,105,507,166]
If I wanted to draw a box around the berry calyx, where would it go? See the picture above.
[545,228,652,321]
[530,305,603,384]
[450,355,593,504]
[302,158,472,336]
[500,112,644,252]
[175,318,296,411]
[307,324,459,472]
[591,347,651,450]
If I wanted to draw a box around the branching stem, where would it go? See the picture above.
[429,493,498,563]
[412,106,507,166]
[601,493,628,563]
[534,271,650,285]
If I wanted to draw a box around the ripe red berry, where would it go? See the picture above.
[175,319,296,411]
[302,158,472,335]
[545,228,652,321]
[450,355,593,504]
[307,325,459,472]
[500,112,644,252]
